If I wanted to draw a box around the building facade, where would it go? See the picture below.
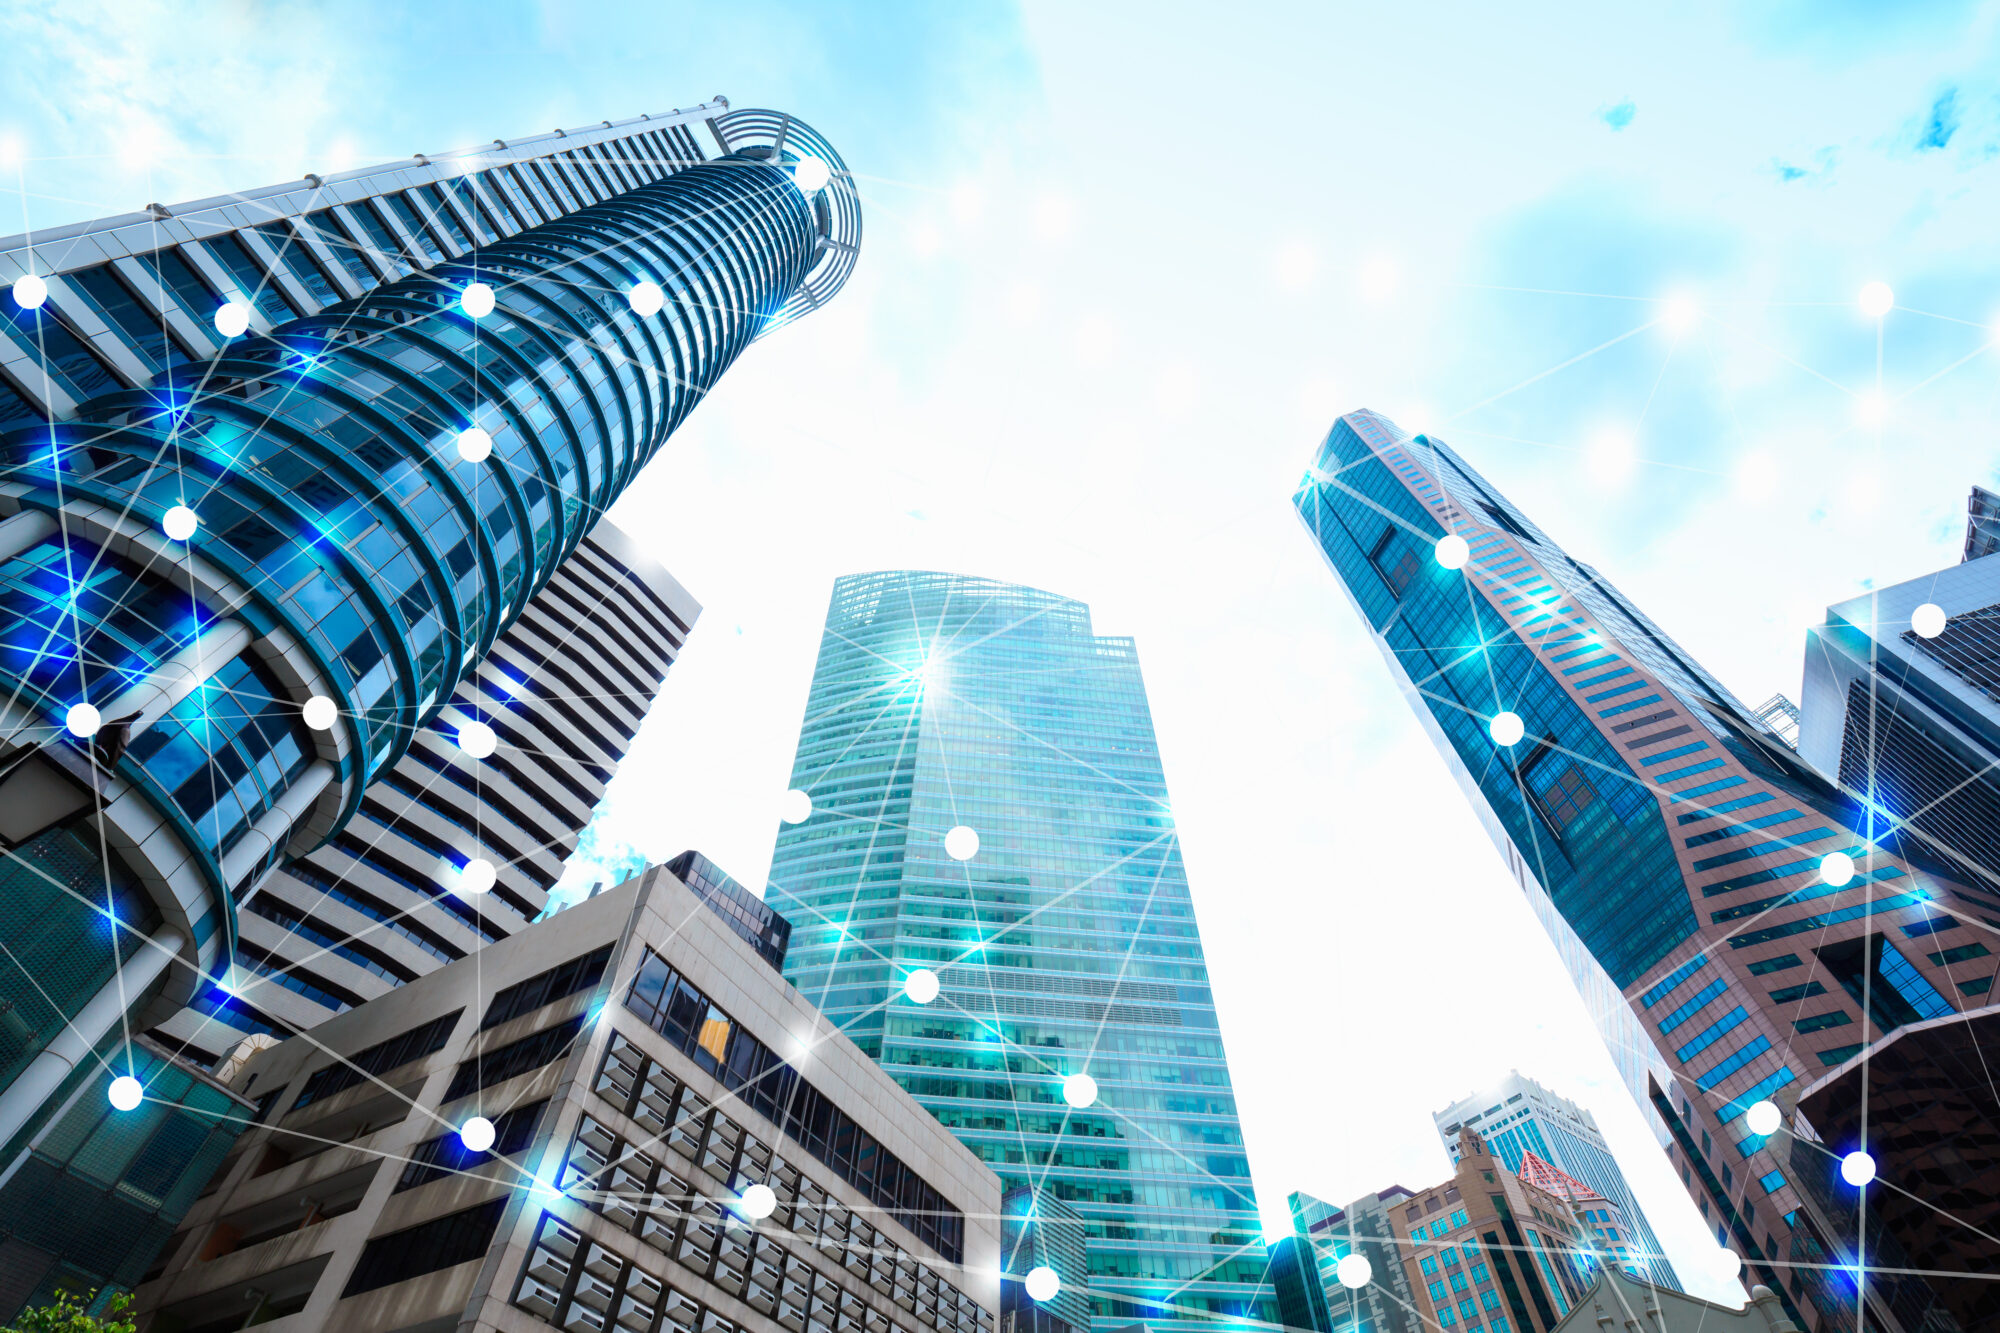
[1550,1268,1801,1333]
[1286,1187,1422,1333]
[1292,410,1987,1331]
[767,572,1270,1333]
[1799,501,2000,902]
[135,864,1000,1333]
[0,97,859,1265]
[1397,1130,1598,1333]
[1434,1073,1675,1289]
[151,521,699,1069]
[0,1037,252,1318]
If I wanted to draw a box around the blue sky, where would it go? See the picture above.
[7,0,2000,1301]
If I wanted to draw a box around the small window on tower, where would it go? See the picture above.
[1369,527,1423,598]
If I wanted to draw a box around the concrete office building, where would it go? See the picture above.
[768,572,1270,1333]
[135,862,1000,1333]
[1435,1073,1675,1288]
[1286,1188,1421,1333]
[0,98,859,1289]
[1293,410,1987,1331]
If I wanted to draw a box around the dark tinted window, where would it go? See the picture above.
[343,1197,506,1295]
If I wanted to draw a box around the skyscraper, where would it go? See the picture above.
[1799,489,2000,896]
[1293,410,1986,1331]
[767,571,1270,1333]
[1434,1072,1676,1289]
[150,521,698,1067]
[0,99,859,1266]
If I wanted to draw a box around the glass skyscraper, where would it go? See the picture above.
[768,571,1270,1333]
[1293,410,1986,1332]
[0,101,859,1301]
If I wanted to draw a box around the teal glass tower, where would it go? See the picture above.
[768,572,1270,1333]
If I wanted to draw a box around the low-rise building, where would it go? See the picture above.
[133,863,1002,1333]
[1549,1267,1798,1333]
[1393,1130,1598,1333]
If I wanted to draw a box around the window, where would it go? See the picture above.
[480,944,611,1029]
[397,1100,545,1191]
[342,1197,505,1295]
[1815,934,1955,1032]
[1369,527,1422,598]
[1429,1281,1447,1302]
[1438,1307,1457,1327]
[442,1015,584,1101]
[1421,1257,1439,1276]
[291,1011,461,1109]
[1748,953,1803,976]
[1470,1262,1489,1283]
[1432,1219,1452,1238]
[1458,1300,1478,1321]
[1759,1170,1786,1195]
[1449,1209,1469,1229]
[1481,1291,1501,1312]
[1769,981,1826,1004]
[1450,1271,1469,1294]
[1411,1229,1427,1244]
[1440,1246,1460,1266]
[1794,1011,1853,1033]
[1931,942,1992,967]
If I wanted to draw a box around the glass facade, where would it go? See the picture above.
[1294,410,1984,1327]
[768,571,1269,1333]
[0,122,854,930]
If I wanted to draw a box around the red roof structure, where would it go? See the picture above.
[1517,1151,1606,1206]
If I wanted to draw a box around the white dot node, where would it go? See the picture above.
[1744,1100,1782,1138]
[903,968,940,1005]
[1820,851,1856,887]
[1062,1072,1098,1109]
[793,156,832,195]
[65,702,101,738]
[214,301,251,338]
[108,1075,143,1112]
[1714,1247,1742,1280]
[1911,603,1947,639]
[781,788,813,825]
[456,426,494,462]
[1336,1254,1373,1290]
[460,282,495,319]
[303,694,337,730]
[740,1183,777,1220]
[1661,296,1699,334]
[458,719,497,759]
[1841,1150,1877,1186]
[12,273,47,310]
[1434,533,1469,570]
[1858,281,1895,318]
[628,280,665,317]
[944,825,979,861]
[1024,1267,1060,1304]
[162,505,199,541]
[460,1116,496,1153]
[1855,393,1887,428]
[1488,711,1524,747]
[460,857,496,895]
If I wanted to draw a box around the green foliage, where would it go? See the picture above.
[2,1290,135,1333]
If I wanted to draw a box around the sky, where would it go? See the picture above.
[7,0,2000,1306]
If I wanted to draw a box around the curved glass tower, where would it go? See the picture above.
[0,107,858,1154]
[769,572,1272,1333]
